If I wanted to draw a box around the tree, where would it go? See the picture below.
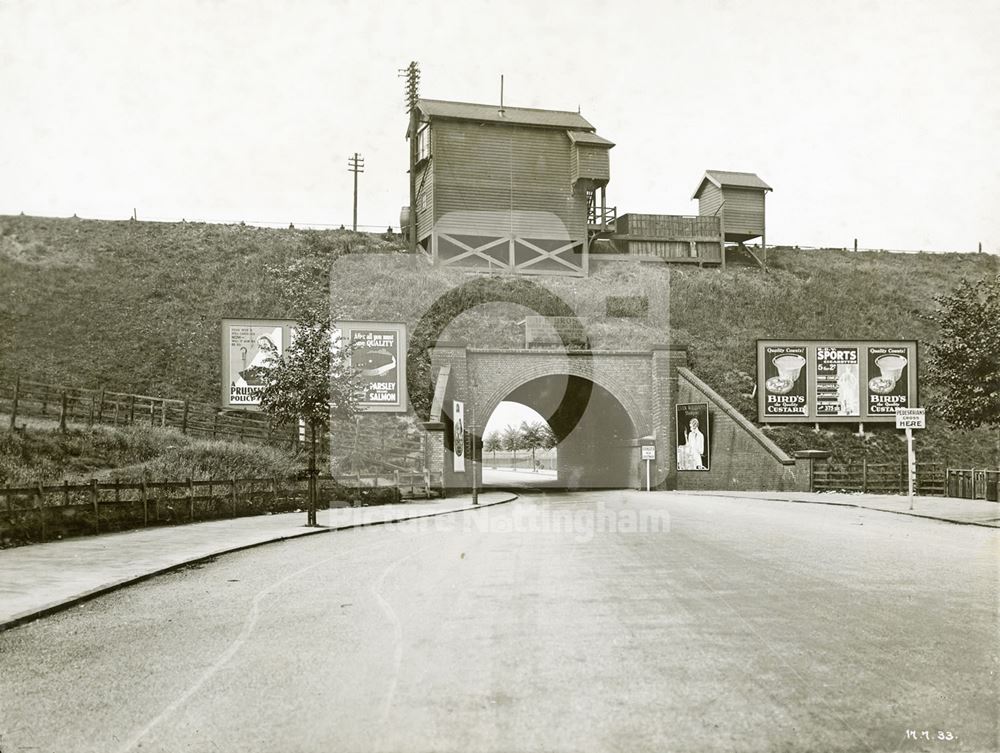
[483,432,501,468]
[501,425,523,469]
[926,274,1000,429]
[519,421,542,470]
[258,309,362,526]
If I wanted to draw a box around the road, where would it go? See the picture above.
[1,492,997,753]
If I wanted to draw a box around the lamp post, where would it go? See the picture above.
[468,375,479,505]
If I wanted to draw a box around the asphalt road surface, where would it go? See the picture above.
[1,492,997,753]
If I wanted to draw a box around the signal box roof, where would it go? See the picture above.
[692,170,772,199]
[416,98,596,130]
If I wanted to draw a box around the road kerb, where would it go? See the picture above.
[681,492,998,528]
[0,493,517,632]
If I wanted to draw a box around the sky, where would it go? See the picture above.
[2,0,999,252]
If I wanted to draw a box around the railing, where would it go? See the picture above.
[945,469,1000,501]
[613,214,722,241]
[811,460,945,495]
[1,376,427,468]
[0,470,445,545]
[588,204,617,231]
[1,376,295,446]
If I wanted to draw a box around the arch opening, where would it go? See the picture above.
[481,374,637,489]
[480,402,558,487]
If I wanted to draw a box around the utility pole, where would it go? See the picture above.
[398,61,420,254]
[347,153,365,231]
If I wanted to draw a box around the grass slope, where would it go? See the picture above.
[0,422,298,487]
[2,214,997,466]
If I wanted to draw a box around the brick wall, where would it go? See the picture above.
[674,368,808,492]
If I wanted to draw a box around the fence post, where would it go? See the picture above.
[97,388,105,424]
[41,384,48,416]
[112,401,120,426]
[187,477,194,521]
[272,476,279,507]
[9,375,20,430]
[213,412,219,439]
[861,458,868,493]
[59,390,68,433]
[37,481,46,542]
[129,395,136,424]
[231,476,237,516]
[91,479,99,534]
[141,480,148,527]
[182,401,189,434]
[161,400,167,428]
[149,399,155,426]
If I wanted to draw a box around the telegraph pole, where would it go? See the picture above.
[398,61,420,253]
[347,153,364,231]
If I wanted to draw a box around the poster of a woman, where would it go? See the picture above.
[675,403,710,471]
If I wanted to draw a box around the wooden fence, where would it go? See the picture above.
[945,469,1000,502]
[811,460,945,495]
[1,376,296,445]
[1,469,445,545]
[0,376,427,468]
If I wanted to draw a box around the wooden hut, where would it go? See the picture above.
[404,99,614,276]
[692,170,772,253]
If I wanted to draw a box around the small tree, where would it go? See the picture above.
[501,424,523,469]
[483,432,501,468]
[926,273,1000,429]
[258,312,362,526]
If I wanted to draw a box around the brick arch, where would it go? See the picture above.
[471,355,651,440]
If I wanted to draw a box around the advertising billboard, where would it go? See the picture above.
[756,340,918,423]
[676,402,710,471]
[333,321,408,413]
[221,319,295,409]
[453,400,466,472]
[761,345,808,418]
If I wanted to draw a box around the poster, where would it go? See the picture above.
[762,345,808,417]
[226,323,283,406]
[334,321,408,412]
[867,346,910,415]
[815,346,860,417]
[452,400,466,472]
[675,402,710,471]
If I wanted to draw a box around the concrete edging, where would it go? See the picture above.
[686,491,997,528]
[0,493,518,633]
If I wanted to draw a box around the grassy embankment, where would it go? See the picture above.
[2,214,997,468]
[0,420,297,487]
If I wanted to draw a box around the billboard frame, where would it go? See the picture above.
[221,318,296,411]
[756,339,919,424]
[333,320,409,413]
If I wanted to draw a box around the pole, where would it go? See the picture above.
[9,375,20,431]
[399,61,420,254]
[471,401,478,505]
[906,427,915,510]
[645,458,650,492]
[348,152,364,231]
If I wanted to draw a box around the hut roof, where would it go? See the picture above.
[567,130,615,147]
[416,98,595,130]
[692,170,772,199]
